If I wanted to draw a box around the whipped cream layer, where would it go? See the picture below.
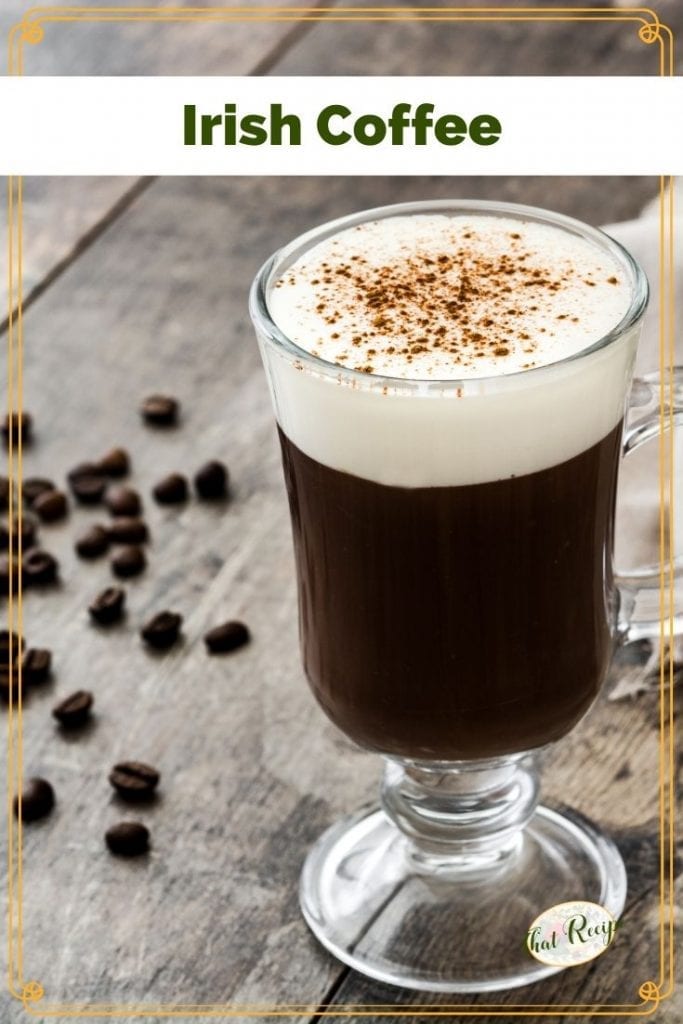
[258,209,642,487]
[269,214,632,380]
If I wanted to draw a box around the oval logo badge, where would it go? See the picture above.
[526,901,618,967]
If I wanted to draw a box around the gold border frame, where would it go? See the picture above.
[5,5,676,1017]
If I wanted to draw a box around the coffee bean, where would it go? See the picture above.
[2,411,32,446]
[152,473,188,505]
[75,524,110,559]
[23,648,51,685]
[0,554,20,592]
[14,777,54,822]
[23,477,55,507]
[68,464,106,505]
[52,689,93,727]
[141,610,182,650]
[111,545,145,579]
[97,447,130,478]
[89,586,125,625]
[1,515,38,550]
[22,548,58,586]
[204,620,250,654]
[106,486,141,517]
[0,477,9,509]
[105,821,150,856]
[0,629,25,659]
[109,761,160,800]
[0,667,18,703]
[194,460,228,500]
[33,489,68,523]
[141,394,179,426]
[107,517,149,545]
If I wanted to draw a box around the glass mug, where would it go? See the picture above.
[249,200,682,992]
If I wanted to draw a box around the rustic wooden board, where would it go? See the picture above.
[0,175,678,1023]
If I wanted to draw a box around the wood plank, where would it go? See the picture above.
[1,174,676,1019]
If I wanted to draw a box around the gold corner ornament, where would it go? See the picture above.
[638,980,661,1006]
[638,14,662,44]
[19,18,44,45]
[20,980,45,1007]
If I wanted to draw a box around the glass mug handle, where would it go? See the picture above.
[617,368,683,642]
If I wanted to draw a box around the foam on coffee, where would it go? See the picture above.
[260,211,641,487]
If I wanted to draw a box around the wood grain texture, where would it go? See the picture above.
[1,175,678,1024]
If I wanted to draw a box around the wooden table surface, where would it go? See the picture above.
[2,3,682,1022]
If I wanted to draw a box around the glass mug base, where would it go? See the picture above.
[299,802,627,993]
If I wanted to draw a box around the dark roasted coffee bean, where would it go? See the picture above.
[23,477,55,507]
[0,667,18,702]
[109,761,160,800]
[105,820,150,856]
[14,777,54,821]
[2,411,32,446]
[69,473,107,505]
[0,629,25,657]
[75,524,110,559]
[89,586,125,625]
[106,486,141,517]
[52,689,93,727]
[0,554,20,591]
[0,476,9,509]
[22,648,51,685]
[97,447,130,478]
[194,460,228,500]
[22,548,58,586]
[33,489,68,523]
[141,610,182,650]
[111,545,145,579]
[107,517,148,545]
[1,515,38,550]
[152,473,188,505]
[204,620,250,654]
[141,394,179,426]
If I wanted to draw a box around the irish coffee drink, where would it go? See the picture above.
[250,200,652,991]
[265,211,634,760]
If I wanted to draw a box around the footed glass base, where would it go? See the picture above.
[300,802,626,993]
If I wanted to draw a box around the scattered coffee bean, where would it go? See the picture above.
[109,761,160,800]
[194,460,228,500]
[2,411,32,446]
[52,690,93,727]
[0,476,9,509]
[33,489,68,523]
[204,620,250,654]
[141,394,179,426]
[106,486,141,517]
[14,777,54,822]
[111,545,146,579]
[22,648,51,685]
[1,515,38,550]
[0,668,16,702]
[141,610,182,650]
[75,524,110,559]
[23,477,55,507]
[107,517,149,545]
[67,464,107,505]
[0,554,20,591]
[105,820,150,856]
[97,447,130,478]
[22,548,58,586]
[89,586,126,625]
[0,629,25,660]
[152,473,188,505]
